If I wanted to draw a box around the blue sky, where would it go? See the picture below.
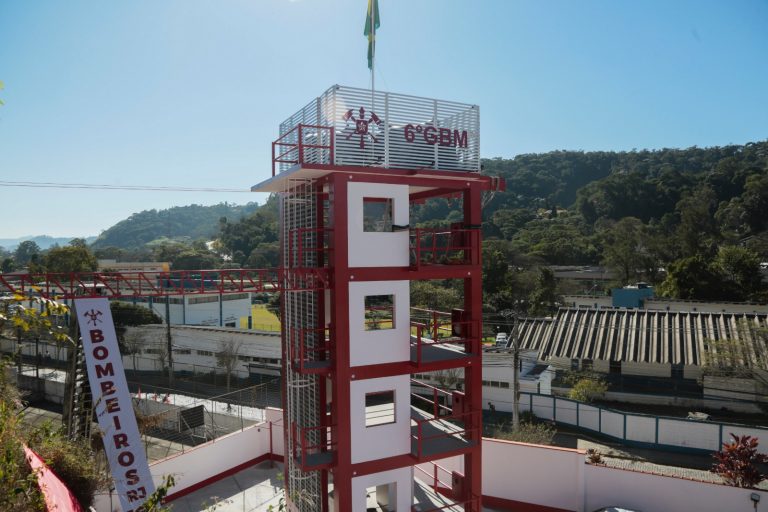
[1,0,766,239]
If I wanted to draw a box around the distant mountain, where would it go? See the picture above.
[91,202,260,249]
[0,235,97,251]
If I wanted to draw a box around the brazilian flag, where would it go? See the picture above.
[364,0,380,70]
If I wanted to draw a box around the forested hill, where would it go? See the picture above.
[409,140,768,302]
[482,141,768,217]
[91,202,259,249]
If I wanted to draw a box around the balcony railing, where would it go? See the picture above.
[411,410,479,460]
[411,379,455,419]
[410,379,480,460]
[292,423,336,470]
[288,327,332,375]
[411,320,479,367]
[410,227,480,269]
[272,124,334,176]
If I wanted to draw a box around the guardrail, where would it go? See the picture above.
[516,392,768,455]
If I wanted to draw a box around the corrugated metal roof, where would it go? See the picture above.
[518,308,768,368]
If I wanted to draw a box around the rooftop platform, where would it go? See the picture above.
[251,85,503,195]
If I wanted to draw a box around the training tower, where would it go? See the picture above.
[253,85,501,512]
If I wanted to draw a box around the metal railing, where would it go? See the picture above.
[411,321,478,366]
[275,85,481,173]
[288,326,332,375]
[410,228,480,269]
[414,461,454,494]
[292,422,336,470]
[128,381,279,460]
[272,124,335,176]
[411,378,455,418]
[411,410,480,460]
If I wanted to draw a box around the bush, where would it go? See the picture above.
[492,420,556,446]
[26,423,108,509]
[586,448,603,464]
[568,377,608,403]
[711,434,767,488]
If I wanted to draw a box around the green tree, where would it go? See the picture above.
[741,174,768,234]
[14,240,41,267]
[657,255,722,300]
[218,198,279,267]
[714,245,763,300]
[482,240,510,296]
[216,338,243,392]
[410,281,461,311]
[600,217,655,285]
[675,186,720,257]
[44,242,98,273]
[528,267,559,316]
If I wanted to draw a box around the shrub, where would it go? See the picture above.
[586,448,603,464]
[492,420,556,446]
[711,434,768,488]
[568,377,608,403]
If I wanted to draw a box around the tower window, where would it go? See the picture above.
[363,197,393,232]
[365,390,396,427]
[364,294,395,330]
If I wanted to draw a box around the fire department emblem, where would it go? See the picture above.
[83,309,103,326]
[343,107,381,149]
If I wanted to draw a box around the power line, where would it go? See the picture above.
[0,180,252,193]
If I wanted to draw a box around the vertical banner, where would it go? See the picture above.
[74,298,155,511]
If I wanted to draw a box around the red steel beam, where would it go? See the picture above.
[0,268,328,299]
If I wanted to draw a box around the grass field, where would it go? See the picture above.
[241,304,281,331]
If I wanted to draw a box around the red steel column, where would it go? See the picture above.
[316,181,330,512]
[463,183,483,512]
[329,173,352,512]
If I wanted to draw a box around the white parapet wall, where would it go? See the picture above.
[91,408,283,511]
[427,439,768,512]
[92,409,767,512]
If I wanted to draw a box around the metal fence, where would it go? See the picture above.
[517,392,768,455]
[130,379,281,460]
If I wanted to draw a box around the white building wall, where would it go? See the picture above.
[348,280,410,367]
[351,467,413,512]
[584,463,768,512]
[432,439,768,512]
[350,375,411,464]
[124,325,281,378]
[483,440,585,512]
[143,295,252,327]
[347,182,409,268]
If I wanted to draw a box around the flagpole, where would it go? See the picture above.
[370,0,375,164]
[370,1,375,107]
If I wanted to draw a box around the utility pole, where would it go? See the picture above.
[501,309,521,430]
[165,296,174,386]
